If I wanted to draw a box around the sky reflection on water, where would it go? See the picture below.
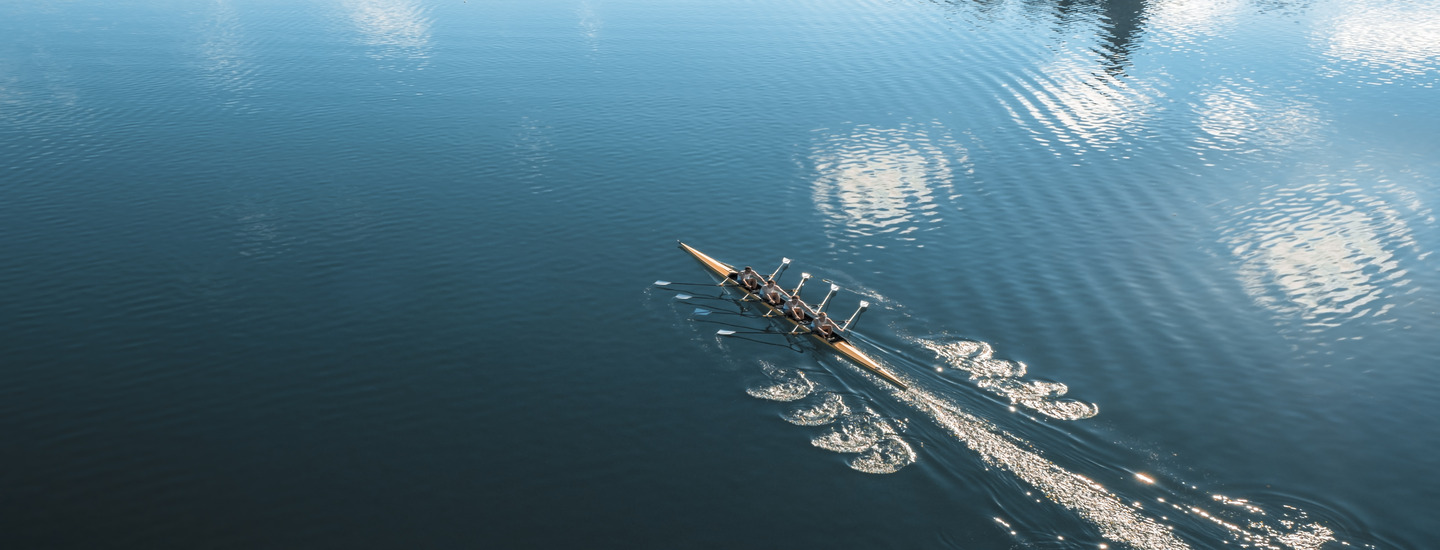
[809,123,959,247]
[343,0,433,69]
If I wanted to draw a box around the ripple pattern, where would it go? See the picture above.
[808,122,962,249]
[341,0,433,70]
[1319,0,1440,87]
[194,1,266,113]
[1222,176,1422,328]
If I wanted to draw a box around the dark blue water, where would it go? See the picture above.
[3,0,1437,548]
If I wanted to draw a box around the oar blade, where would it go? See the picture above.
[692,308,711,316]
[675,294,693,300]
[654,280,671,286]
[716,330,736,336]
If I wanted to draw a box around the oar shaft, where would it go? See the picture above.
[655,280,724,287]
[791,273,812,296]
[816,284,839,313]
[842,300,870,330]
[767,258,790,282]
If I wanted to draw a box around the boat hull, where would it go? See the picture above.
[677,242,907,390]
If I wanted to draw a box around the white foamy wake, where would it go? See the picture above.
[807,407,916,474]
[719,324,1337,547]
[849,436,917,475]
[745,362,816,402]
[899,385,1338,550]
[908,389,1189,548]
[783,392,849,426]
[748,361,917,474]
[811,409,900,453]
[911,336,1100,420]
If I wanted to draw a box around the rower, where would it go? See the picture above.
[736,266,763,290]
[759,279,785,305]
[812,311,838,339]
[786,295,808,323]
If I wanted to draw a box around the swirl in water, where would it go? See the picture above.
[848,436,917,475]
[745,361,816,402]
[783,391,849,427]
[811,409,894,453]
[746,363,917,473]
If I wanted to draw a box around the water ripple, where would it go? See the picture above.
[1222,173,1423,328]
[1318,0,1440,87]
[1193,77,1323,154]
[194,0,265,113]
[808,122,963,249]
[340,0,433,71]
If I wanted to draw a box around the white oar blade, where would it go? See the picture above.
[716,330,736,336]
[654,280,671,286]
[675,294,693,300]
[692,308,711,316]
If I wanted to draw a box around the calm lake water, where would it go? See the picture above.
[3,0,1437,548]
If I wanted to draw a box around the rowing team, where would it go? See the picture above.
[734,266,841,339]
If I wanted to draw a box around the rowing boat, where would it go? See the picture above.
[677,241,908,390]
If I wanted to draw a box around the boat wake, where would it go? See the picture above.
[744,362,816,402]
[735,328,1352,549]
[905,335,1100,421]
[748,361,918,474]
[874,342,1353,550]
[655,272,1363,548]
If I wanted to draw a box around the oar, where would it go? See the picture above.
[673,293,730,302]
[692,319,760,331]
[693,308,749,317]
[716,330,803,351]
[790,273,812,296]
[655,280,720,287]
[841,300,869,331]
[715,329,781,336]
[815,284,840,313]
[767,258,790,282]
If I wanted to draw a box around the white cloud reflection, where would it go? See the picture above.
[1143,0,1245,45]
[196,0,261,110]
[342,0,433,69]
[1320,1,1440,84]
[809,123,963,247]
[1194,78,1322,153]
[1224,176,1422,328]
[578,1,603,52]
[1000,51,1160,156]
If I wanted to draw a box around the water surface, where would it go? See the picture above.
[2,0,1437,547]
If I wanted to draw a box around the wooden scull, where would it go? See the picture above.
[677,242,908,390]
